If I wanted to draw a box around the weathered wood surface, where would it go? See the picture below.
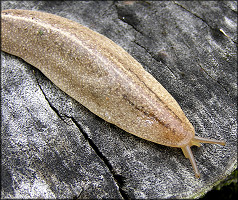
[1,1,237,199]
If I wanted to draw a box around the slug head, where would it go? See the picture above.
[181,136,225,178]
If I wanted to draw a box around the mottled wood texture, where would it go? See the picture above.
[1,1,237,199]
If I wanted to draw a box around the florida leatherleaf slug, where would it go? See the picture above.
[1,9,225,178]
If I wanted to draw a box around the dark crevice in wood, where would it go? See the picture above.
[36,77,128,199]
[69,117,129,200]
[173,1,237,44]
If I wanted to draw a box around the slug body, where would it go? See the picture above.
[1,9,225,178]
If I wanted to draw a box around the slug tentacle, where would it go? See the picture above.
[181,145,200,178]
[192,136,226,146]
[182,136,225,178]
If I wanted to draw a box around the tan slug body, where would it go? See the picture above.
[1,9,225,178]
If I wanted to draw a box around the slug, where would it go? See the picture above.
[1,9,225,178]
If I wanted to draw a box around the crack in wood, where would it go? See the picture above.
[69,117,128,200]
[35,76,128,199]
[173,1,237,44]
[199,63,230,95]
[35,81,127,198]
[133,40,177,78]
[35,76,66,122]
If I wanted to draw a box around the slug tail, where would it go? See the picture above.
[181,145,200,178]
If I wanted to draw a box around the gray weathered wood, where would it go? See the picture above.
[1,1,237,199]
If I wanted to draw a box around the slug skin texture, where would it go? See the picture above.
[1,9,225,178]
